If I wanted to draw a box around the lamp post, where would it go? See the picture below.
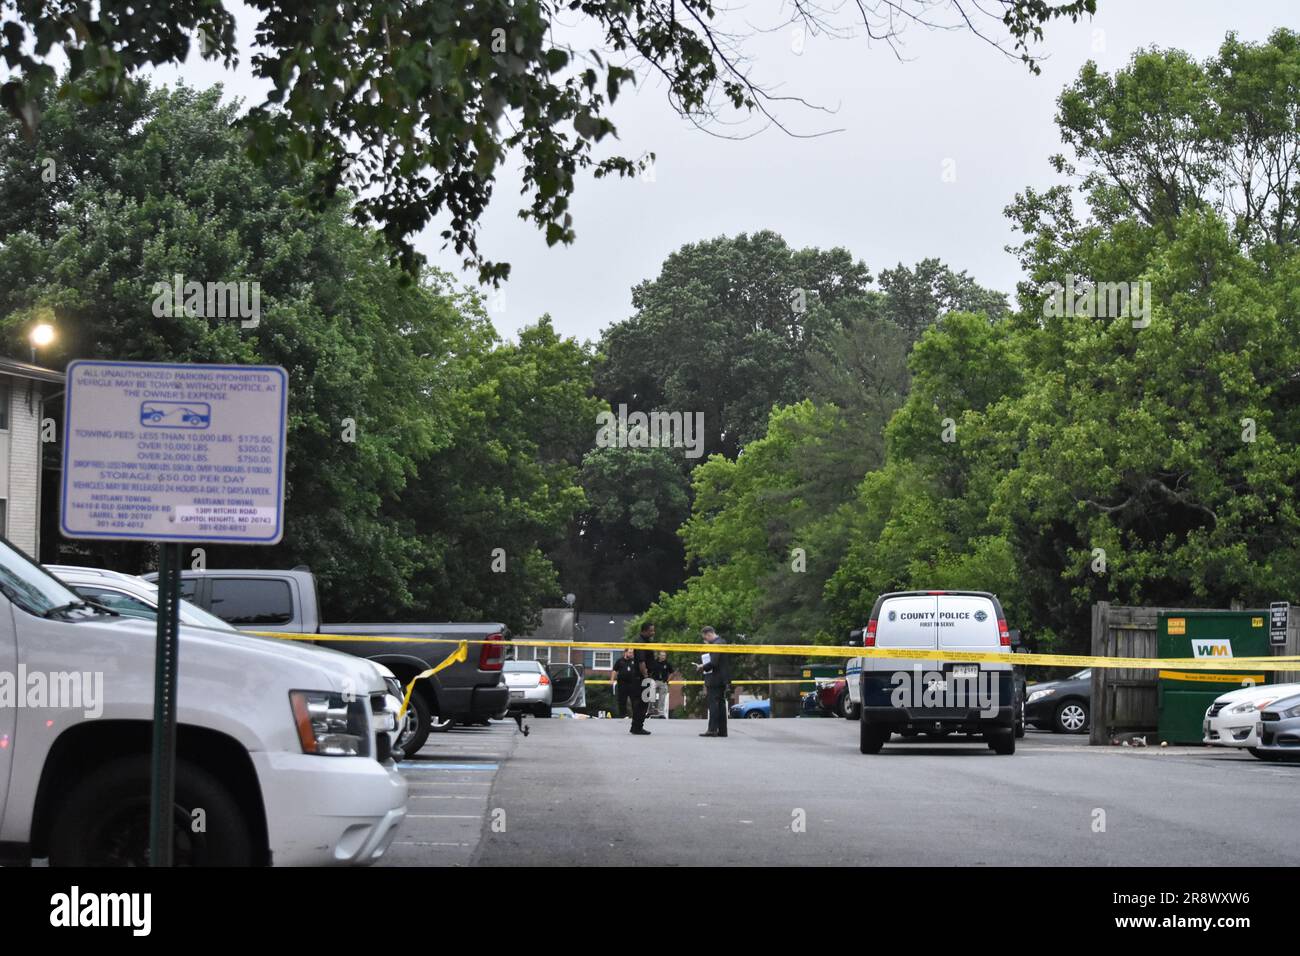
[29,322,55,364]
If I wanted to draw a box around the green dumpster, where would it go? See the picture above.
[1157,611,1272,744]
[800,662,845,681]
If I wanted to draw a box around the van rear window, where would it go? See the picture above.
[874,594,1000,648]
[875,595,940,647]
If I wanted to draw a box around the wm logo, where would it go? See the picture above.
[1192,640,1233,658]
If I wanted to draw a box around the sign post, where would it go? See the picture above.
[61,361,287,865]
[148,540,183,865]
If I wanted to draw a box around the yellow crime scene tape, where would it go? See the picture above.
[585,679,819,686]
[396,640,467,719]
[249,631,1300,673]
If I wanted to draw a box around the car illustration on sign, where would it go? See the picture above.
[139,401,212,429]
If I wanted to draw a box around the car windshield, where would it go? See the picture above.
[1071,669,1091,680]
[61,574,239,631]
[503,661,540,672]
[0,538,92,618]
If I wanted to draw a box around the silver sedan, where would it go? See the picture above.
[504,660,554,718]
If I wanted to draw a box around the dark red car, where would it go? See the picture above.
[815,678,850,718]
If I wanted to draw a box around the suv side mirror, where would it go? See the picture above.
[847,627,863,648]
[1008,628,1022,648]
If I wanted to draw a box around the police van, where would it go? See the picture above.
[857,590,1017,755]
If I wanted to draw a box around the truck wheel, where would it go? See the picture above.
[536,705,552,718]
[987,729,1016,755]
[48,755,254,866]
[1248,747,1281,761]
[398,690,433,756]
[859,722,888,754]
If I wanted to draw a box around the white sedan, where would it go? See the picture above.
[1203,682,1300,755]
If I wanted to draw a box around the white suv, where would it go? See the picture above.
[0,541,407,865]
[857,590,1017,755]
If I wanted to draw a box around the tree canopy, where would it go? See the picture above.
[1,0,1095,279]
[645,29,1300,653]
[0,80,598,630]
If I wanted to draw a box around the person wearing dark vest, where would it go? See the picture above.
[628,622,655,735]
[697,626,730,737]
[612,648,639,719]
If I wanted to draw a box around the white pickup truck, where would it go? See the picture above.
[0,538,407,866]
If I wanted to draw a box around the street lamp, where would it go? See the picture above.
[29,322,55,363]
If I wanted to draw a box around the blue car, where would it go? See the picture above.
[730,698,771,719]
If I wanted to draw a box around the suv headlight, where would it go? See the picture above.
[290,690,370,757]
[1027,688,1055,704]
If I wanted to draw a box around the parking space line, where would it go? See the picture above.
[406,814,482,819]
[407,794,485,799]
[405,782,491,786]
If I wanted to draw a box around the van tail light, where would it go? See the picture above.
[865,619,878,647]
[480,634,506,670]
[998,619,1011,646]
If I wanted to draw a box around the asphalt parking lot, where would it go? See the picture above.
[383,717,1300,867]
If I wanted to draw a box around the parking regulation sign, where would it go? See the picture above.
[61,360,288,543]
[1270,602,1289,647]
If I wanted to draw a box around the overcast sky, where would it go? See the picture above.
[150,2,1297,344]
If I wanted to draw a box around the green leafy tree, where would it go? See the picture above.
[389,315,601,629]
[826,30,1300,650]
[556,446,692,611]
[0,81,590,630]
[598,230,873,460]
[1,1,1097,279]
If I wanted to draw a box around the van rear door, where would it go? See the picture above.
[934,593,1002,650]
[869,594,938,673]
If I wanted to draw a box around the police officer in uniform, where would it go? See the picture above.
[697,626,730,737]
[612,648,639,719]
[628,622,655,735]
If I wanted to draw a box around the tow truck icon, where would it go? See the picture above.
[139,401,212,429]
